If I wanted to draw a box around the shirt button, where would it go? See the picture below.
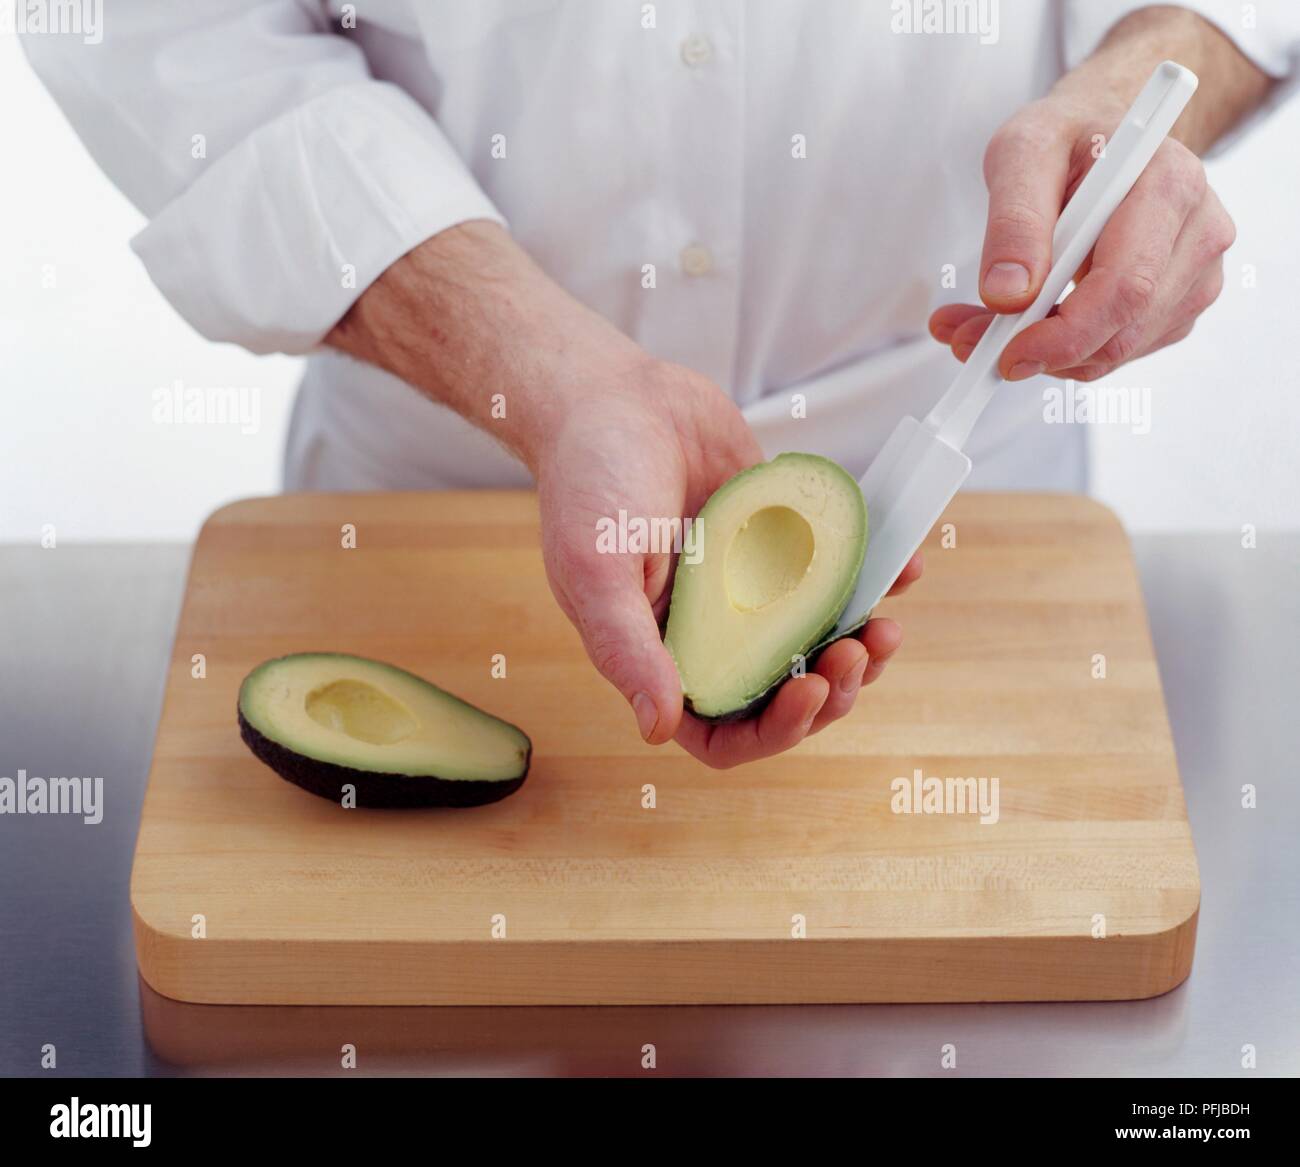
[680,34,713,67]
[680,244,714,277]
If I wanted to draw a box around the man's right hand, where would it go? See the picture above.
[328,223,918,766]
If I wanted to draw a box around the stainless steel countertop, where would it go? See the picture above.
[2,535,1296,1077]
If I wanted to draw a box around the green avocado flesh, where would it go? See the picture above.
[237,653,531,808]
[664,453,868,722]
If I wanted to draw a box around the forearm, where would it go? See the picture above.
[326,221,649,472]
[1052,4,1273,153]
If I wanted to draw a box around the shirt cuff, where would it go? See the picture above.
[130,80,506,355]
[1063,1,1300,156]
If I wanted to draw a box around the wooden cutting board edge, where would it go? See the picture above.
[132,909,1199,1006]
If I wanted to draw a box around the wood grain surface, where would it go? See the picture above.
[131,491,1198,1004]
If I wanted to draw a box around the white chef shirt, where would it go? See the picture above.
[23,1,1300,492]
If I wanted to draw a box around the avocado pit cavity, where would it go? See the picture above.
[305,679,418,746]
[724,506,815,612]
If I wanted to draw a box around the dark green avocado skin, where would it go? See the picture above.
[237,709,529,809]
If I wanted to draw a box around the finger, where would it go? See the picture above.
[1059,258,1223,381]
[1164,184,1235,292]
[696,400,765,499]
[929,303,990,344]
[939,311,996,364]
[998,140,1203,379]
[643,550,674,616]
[674,674,830,769]
[979,115,1072,312]
[1053,322,1198,382]
[1128,262,1222,361]
[1138,316,1196,355]
[887,550,924,596]
[569,568,684,745]
[946,311,995,362]
[858,618,903,687]
[1070,192,1232,375]
[949,303,1068,362]
[1046,363,1108,382]
[808,638,869,734]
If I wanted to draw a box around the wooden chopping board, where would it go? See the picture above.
[131,491,1198,1005]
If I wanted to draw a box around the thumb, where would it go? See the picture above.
[979,119,1072,312]
[570,571,684,745]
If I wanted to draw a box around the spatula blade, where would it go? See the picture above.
[830,415,971,639]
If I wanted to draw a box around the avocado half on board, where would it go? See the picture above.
[664,452,868,722]
[237,653,531,808]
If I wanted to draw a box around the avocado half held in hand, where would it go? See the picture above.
[664,453,868,722]
[237,653,531,808]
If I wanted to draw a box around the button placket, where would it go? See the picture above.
[634,5,743,391]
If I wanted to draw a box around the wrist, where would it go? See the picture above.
[327,220,650,474]
[1048,5,1271,155]
[508,307,655,476]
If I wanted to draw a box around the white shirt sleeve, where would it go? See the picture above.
[22,1,506,355]
[1062,0,1300,155]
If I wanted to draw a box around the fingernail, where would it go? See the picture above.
[840,657,868,694]
[984,261,1030,298]
[1008,361,1046,381]
[632,691,659,742]
[952,343,973,362]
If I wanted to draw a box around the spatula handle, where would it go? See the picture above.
[926,60,1198,451]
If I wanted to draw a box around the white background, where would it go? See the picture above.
[2,32,1297,541]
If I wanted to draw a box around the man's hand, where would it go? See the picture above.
[536,358,921,768]
[328,222,919,767]
[930,6,1270,381]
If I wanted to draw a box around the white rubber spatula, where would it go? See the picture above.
[830,60,1198,641]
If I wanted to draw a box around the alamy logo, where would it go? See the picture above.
[1043,380,1152,435]
[0,769,103,824]
[0,1,104,45]
[595,511,704,565]
[891,768,1000,824]
[890,0,999,45]
[50,1098,151,1147]
[151,380,262,434]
